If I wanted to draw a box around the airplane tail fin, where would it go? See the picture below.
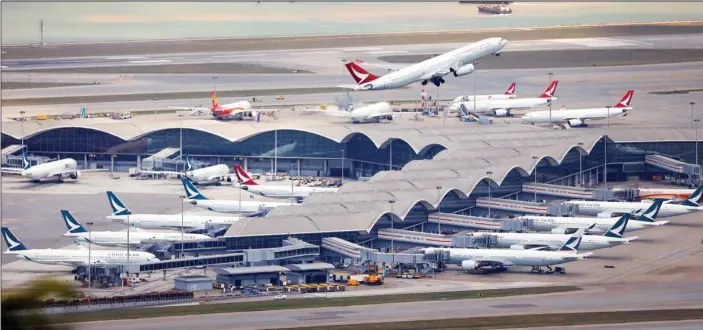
[21,148,31,170]
[603,213,630,238]
[345,61,380,84]
[558,228,585,253]
[182,178,207,200]
[233,165,258,185]
[1,227,28,251]
[211,91,219,108]
[504,82,516,95]
[106,191,132,216]
[636,199,664,222]
[681,186,703,207]
[613,90,635,108]
[60,210,88,234]
[538,80,559,99]
[185,154,193,172]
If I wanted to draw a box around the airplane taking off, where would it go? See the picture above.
[449,81,558,117]
[169,91,279,121]
[61,210,210,247]
[451,82,517,103]
[314,101,396,124]
[105,191,242,230]
[182,179,288,214]
[0,150,106,183]
[422,229,591,274]
[521,90,635,127]
[234,165,338,201]
[2,227,158,266]
[340,37,507,90]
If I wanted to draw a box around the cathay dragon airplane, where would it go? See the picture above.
[451,82,517,103]
[521,90,635,127]
[234,165,338,201]
[169,91,279,121]
[2,227,158,266]
[1,150,106,183]
[340,37,507,90]
[449,81,558,117]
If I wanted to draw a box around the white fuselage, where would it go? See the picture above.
[355,38,507,91]
[429,247,587,267]
[107,214,242,230]
[637,188,695,200]
[521,215,665,234]
[451,94,516,103]
[21,158,78,180]
[187,164,230,184]
[521,107,629,124]
[64,231,211,247]
[476,232,632,250]
[186,199,288,214]
[243,185,339,200]
[349,102,393,122]
[450,97,553,116]
[4,249,157,266]
[564,201,697,217]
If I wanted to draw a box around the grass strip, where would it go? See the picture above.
[282,309,703,330]
[44,286,579,324]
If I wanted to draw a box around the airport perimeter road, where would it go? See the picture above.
[73,282,703,330]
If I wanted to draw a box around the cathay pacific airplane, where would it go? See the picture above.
[521,90,635,127]
[182,179,287,214]
[1,149,105,183]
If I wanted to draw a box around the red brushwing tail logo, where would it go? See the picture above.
[614,90,635,108]
[538,81,559,98]
[504,82,516,95]
[233,165,258,185]
[345,61,379,84]
[211,91,219,109]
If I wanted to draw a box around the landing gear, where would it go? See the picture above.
[215,181,222,186]
[56,175,64,183]
[494,52,501,57]
[421,80,428,86]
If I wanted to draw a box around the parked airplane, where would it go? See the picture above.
[233,165,338,201]
[340,37,508,90]
[451,82,517,103]
[422,229,591,274]
[2,227,158,266]
[449,81,558,117]
[313,101,397,124]
[521,90,635,127]
[105,191,242,230]
[169,91,279,120]
[61,210,210,247]
[564,196,700,218]
[637,186,702,206]
[473,212,637,251]
[135,155,233,185]
[1,150,105,183]
[182,179,288,214]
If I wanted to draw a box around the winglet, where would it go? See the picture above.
[106,191,132,216]
[60,210,88,234]
[1,227,28,251]
[182,178,207,200]
[681,186,702,207]
[233,165,258,185]
[345,61,379,84]
[538,80,559,99]
[504,82,516,95]
[558,228,585,253]
[613,90,635,108]
[603,213,630,238]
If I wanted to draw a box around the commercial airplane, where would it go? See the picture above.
[105,191,242,230]
[637,186,701,205]
[314,101,397,124]
[422,229,591,274]
[2,227,158,266]
[61,210,210,247]
[564,196,701,218]
[136,155,233,185]
[521,90,635,127]
[1,150,105,183]
[340,37,508,90]
[169,91,279,121]
[473,213,637,251]
[182,179,288,214]
[233,165,338,201]
[451,82,517,103]
[449,81,558,117]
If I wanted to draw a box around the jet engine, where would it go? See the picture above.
[385,114,394,121]
[567,119,584,127]
[461,260,480,271]
[452,64,475,77]
[493,109,510,117]
[69,171,81,180]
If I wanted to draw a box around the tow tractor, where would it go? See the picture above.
[531,266,566,274]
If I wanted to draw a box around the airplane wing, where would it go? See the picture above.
[315,110,352,118]
[353,59,409,72]
[471,258,515,267]
[337,84,362,90]
[364,112,399,121]
[132,169,183,177]
[511,244,552,251]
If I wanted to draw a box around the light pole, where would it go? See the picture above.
[341,59,347,76]
[389,200,396,252]
[695,119,700,183]
[86,221,94,297]
[389,138,393,171]
[20,111,26,147]
[486,171,493,218]
[179,116,183,171]
[238,182,243,220]
[606,105,612,128]
[473,62,477,114]
[212,76,219,92]
[341,149,345,184]
[153,98,158,115]
[578,142,584,187]
[290,177,295,205]
[435,186,442,234]
[532,156,539,203]
[125,213,130,292]
[691,102,696,128]
[603,135,608,190]
[180,195,185,259]
[548,72,553,83]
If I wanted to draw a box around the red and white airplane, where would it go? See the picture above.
[169,92,279,121]
[234,165,338,201]
[521,90,634,127]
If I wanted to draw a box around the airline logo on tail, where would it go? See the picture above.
[21,149,31,170]
[558,228,584,252]
[604,213,630,238]
[182,179,207,200]
[614,90,635,108]
[505,82,516,95]
[60,210,88,234]
[211,91,219,109]
[106,191,132,216]
[1,227,27,251]
[233,165,258,185]
[636,199,663,222]
[681,186,703,207]
[345,61,379,85]
[185,154,193,172]
[538,81,559,99]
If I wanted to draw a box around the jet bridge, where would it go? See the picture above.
[377,228,452,247]
[476,197,549,214]
[522,182,595,200]
[321,237,376,258]
[141,148,182,171]
[1,144,25,157]
[428,213,531,232]
[645,154,701,176]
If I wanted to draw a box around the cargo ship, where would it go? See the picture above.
[477,4,512,15]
